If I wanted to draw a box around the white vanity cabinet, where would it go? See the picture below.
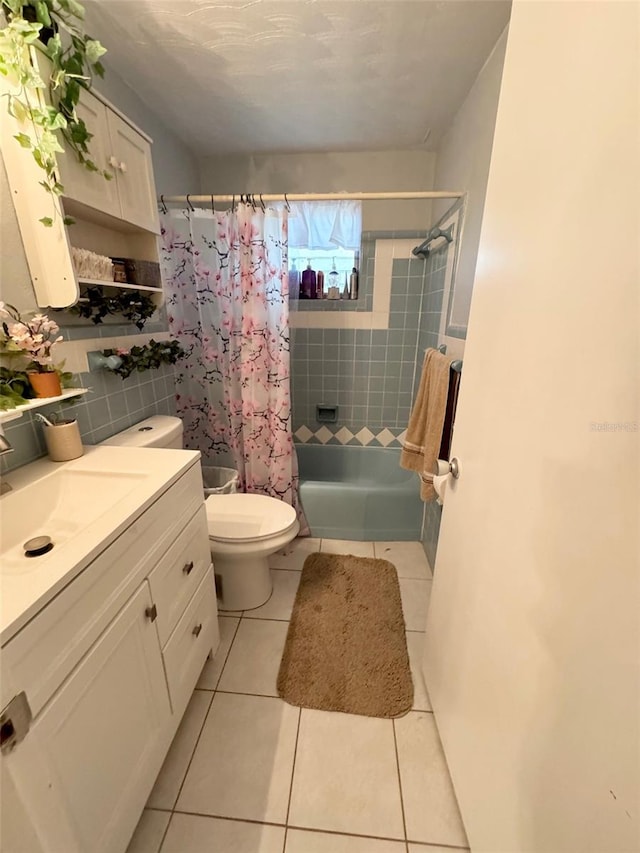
[0,460,219,853]
[56,87,159,234]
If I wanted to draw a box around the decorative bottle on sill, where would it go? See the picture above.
[288,259,300,300]
[342,273,350,299]
[349,267,359,300]
[301,260,316,300]
[316,269,325,299]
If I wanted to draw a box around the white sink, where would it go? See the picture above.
[1,468,147,572]
[0,445,201,644]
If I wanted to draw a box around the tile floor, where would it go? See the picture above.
[127,539,469,853]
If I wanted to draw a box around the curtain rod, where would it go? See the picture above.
[160,191,464,204]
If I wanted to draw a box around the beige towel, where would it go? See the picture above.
[401,348,453,501]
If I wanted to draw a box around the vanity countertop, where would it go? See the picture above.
[0,446,201,645]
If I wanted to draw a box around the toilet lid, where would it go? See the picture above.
[205,493,298,543]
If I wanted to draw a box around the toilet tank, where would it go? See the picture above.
[101,415,184,449]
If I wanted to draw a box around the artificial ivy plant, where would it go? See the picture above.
[0,0,109,226]
[102,340,186,381]
[68,286,158,330]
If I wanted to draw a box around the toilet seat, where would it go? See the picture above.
[205,493,297,543]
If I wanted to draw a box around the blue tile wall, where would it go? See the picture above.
[291,230,435,438]
[1,309,177,474]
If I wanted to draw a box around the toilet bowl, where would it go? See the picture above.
[206,493,299,611]
[102,415,300,611]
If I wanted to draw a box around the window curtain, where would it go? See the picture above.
[159,204,307,529]
[287,200,362,250]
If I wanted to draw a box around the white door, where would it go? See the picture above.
[4,582,171,853]
[107,111,159,233]
[423,3,639,853]
[55,87,121,219]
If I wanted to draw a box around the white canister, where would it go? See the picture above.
[43,420,84,462]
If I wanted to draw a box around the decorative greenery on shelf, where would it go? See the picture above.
[0,365,31,410]
[0,0,109,226]
[102,340,185,380]
[0,363,72,410]
[68,286,158,329]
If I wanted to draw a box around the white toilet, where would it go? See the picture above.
[103,415,300,611]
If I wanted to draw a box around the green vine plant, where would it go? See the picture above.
[68,286,158,330]
[0,0,109,226]
[102,340,186,381]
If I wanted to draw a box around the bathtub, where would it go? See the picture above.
[297,444,423,541]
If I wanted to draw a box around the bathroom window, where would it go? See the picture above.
[288,200,361,299]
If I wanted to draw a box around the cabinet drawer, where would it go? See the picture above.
[148,506,211,646]
[2,463,204,717]
[163,567,219,717]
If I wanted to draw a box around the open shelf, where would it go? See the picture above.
[77,279,163,293]
[0,388,89,424]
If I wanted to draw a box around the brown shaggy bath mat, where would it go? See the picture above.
[277,552,413,718]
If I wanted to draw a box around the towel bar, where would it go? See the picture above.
[435,345,463,374]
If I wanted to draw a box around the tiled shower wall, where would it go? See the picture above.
[0,313,177,474]
[290,231,430,447]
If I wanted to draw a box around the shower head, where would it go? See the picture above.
[412,224,454,260]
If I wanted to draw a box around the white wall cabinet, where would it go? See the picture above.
[56,89,159,234]
[55,87,121,220]
[0,463,219,853]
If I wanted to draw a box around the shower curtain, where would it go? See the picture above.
[160,203,306,526]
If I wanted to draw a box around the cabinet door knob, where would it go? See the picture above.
[192,623,202,638]
[108,155,119,168]
[119,161,127,173]
[145,604,158,622]
[183,560,194,575]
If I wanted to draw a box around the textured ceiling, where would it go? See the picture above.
[85,0,511,156]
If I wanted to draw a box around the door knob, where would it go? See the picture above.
[449,458,460,479]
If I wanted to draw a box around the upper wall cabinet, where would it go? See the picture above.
[1,49,162,309]
[56,89,159,234]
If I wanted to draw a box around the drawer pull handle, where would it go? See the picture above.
[183,561,194,576]
[145,604,158,622]
[192,623,202,638]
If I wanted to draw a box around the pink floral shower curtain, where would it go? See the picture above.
[160,203,306,525]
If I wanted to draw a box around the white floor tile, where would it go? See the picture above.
[196,616,239,690]
[244,569,301,620]
[395,712,468,847]
[286,829,406,853]
[146,690,212,810]
[162,813,285,853]
[289,709,404,839]
[405,631,432,711]
[125,809,170,853]
[177,693,299,824]
[217,619,289,697]
[374,541,432,579]
[399,578,431,631]
[269,537,321,570]
[320,539,375,558]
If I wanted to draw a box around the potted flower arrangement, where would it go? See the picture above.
[0,302,64,397]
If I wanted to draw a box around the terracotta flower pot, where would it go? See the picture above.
[28,371,62,398]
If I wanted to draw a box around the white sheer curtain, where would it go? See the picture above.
[287,200,362,250]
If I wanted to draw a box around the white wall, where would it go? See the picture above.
[97,64,200,195]
[432,27,508,334]
[199,150,437,231]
